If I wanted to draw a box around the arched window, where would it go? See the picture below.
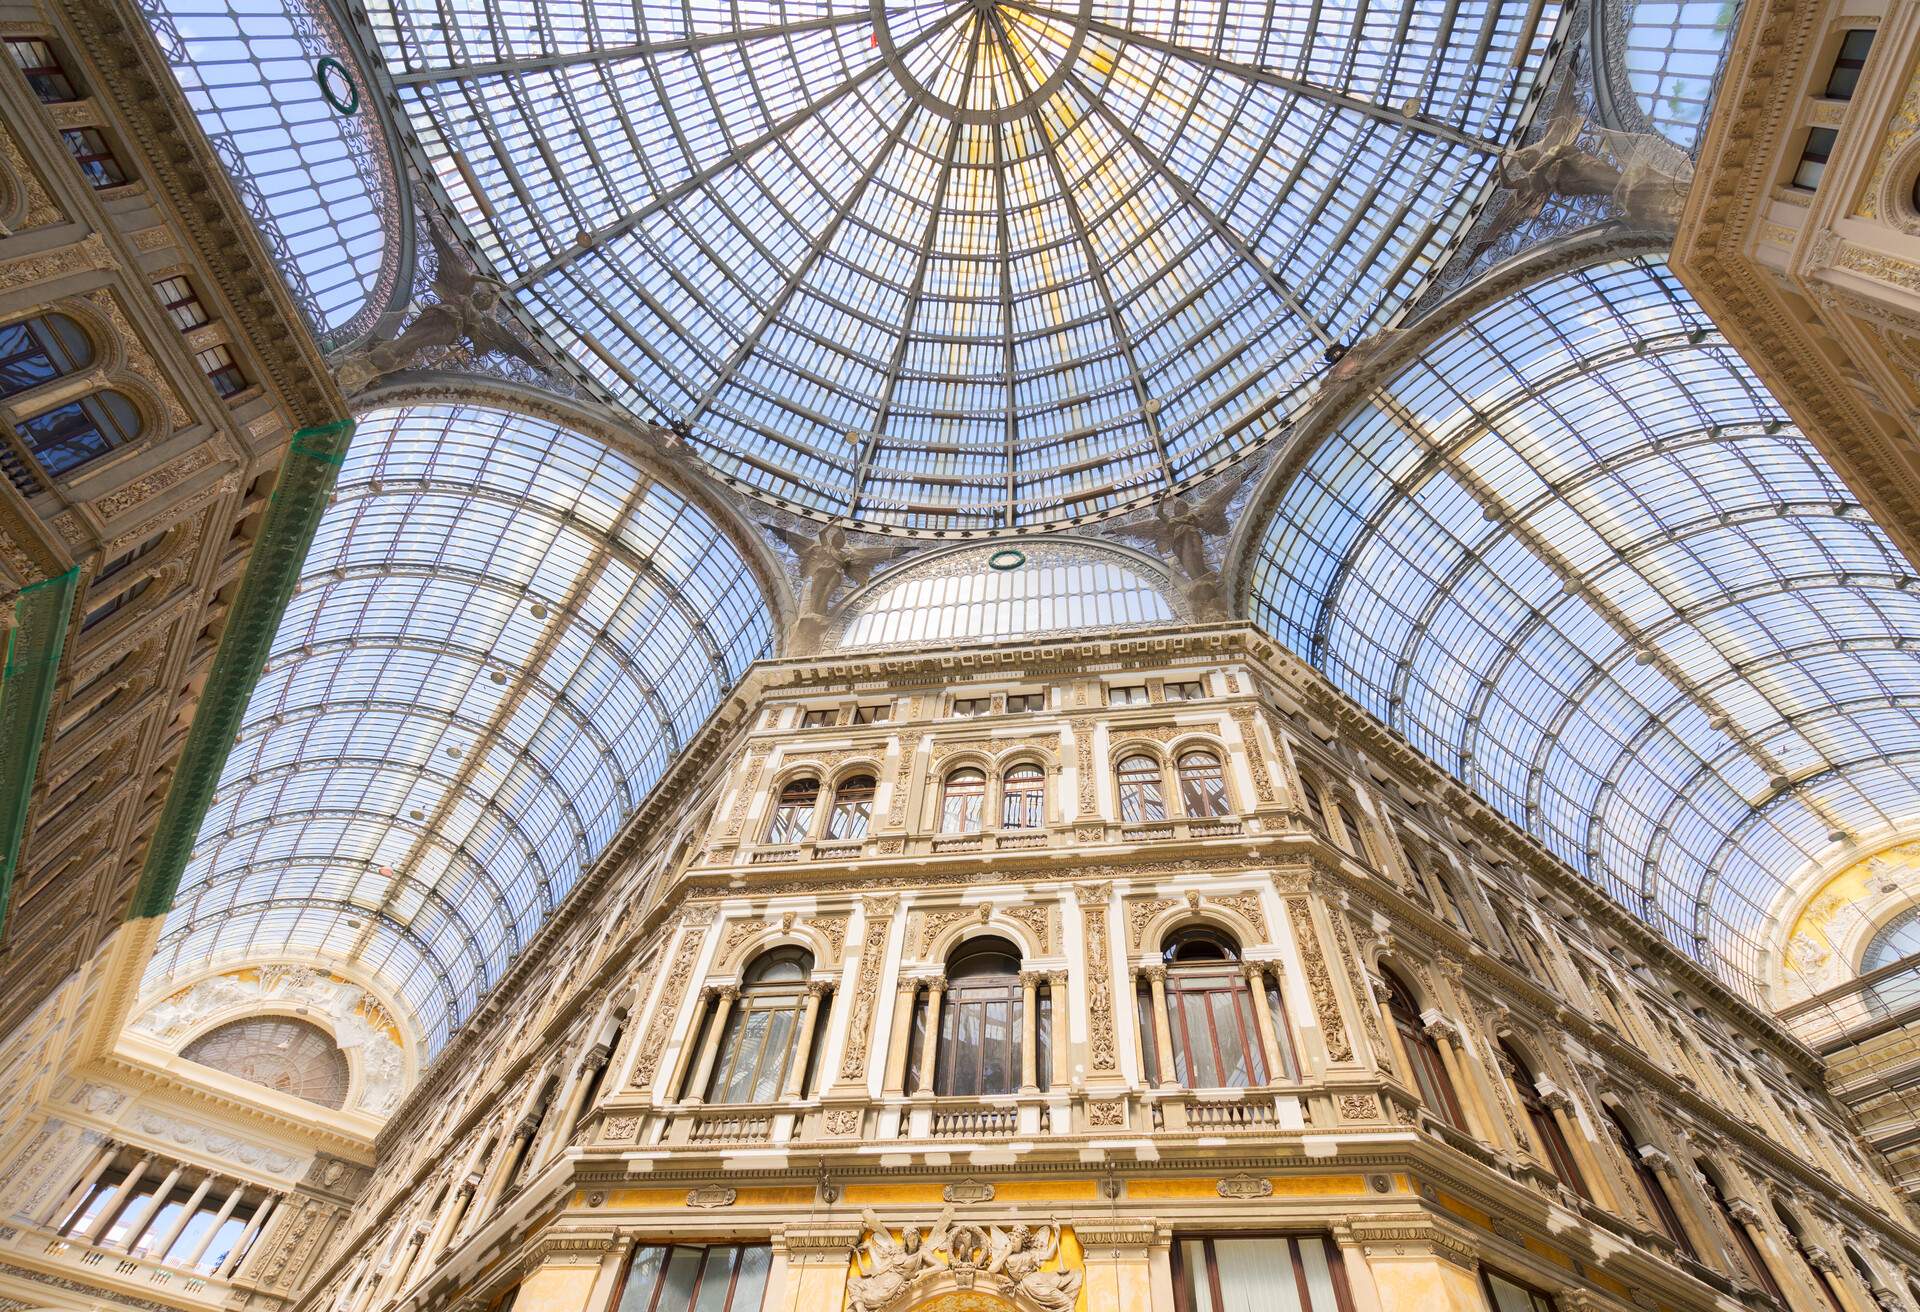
[180,1017,349,1109]
[1161,928,1266,1088]
[1845,1246,1878,1299]
[1600,1105,1691,1255]
[0,312,91,396]
[1001,763,1045,829]
[1699,1164,1784,1302]
[935,937,1022,1096]
[1501,1040,1589,1201]
[940,767,986,832]
[706,948,816,1105]
[1776,1201,1847,1312]
[1176,750,1229,817]
[827,774,874,839]
[1299,775,1328,830]
[765,777,818,843]
[1334,797,1367,857]
[1117,754,1166,822]
[1862,906,1920,1017]
[1383,967,1463,1131]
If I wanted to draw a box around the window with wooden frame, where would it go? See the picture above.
[1481,1270,1556,1312]
[705,948,815,1105]
[1501,1041,1589,1201]
[826,774,874,839]
[1176,750,1229,817]
[1117,753,1166,822]
[764,777,818,843]
[1383,966,1464,1132]
[1599,1104,1691,1255]
[154,277,211,332]
[61,127,127,188]
[940,767,986,833]
[5,37,78,101]
[934,936,1024,1096]
[1161,927,1265,1089]
[610,1244,771,1312]
[1170,1234,1355,1312]
[1000,762,1045,829]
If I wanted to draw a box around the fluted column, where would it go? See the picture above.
[474,1114,539,1219]
[783,981,830,1099]
[543,1042,612,1163]
[1728,1200,1824,1312]
[1140,966,1178,1089]
[1807,1248,1873,1312]
[182,1180,244,1269]
[1370,976,1415,1087]
[121,1160,185,1252]
[1047,972,1069,1089]
[48,1140,118,1229]
[1421,1020,1490,1142]
[219,1192,276,1279]
[913,979,946,1095]
[1243,962,1285,1085]
[683,986,738,1106]
[881,978,919,1096]
[148,1173,214,1263]
[84,1151,155,1244]
[1019,971,1042,1093]
[1640,1150,1716,1265]
[1538,1088,1618,1211]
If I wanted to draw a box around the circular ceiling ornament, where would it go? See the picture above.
[373,0,1564,529]
[987,548,1026,570]
[315,55,360,116]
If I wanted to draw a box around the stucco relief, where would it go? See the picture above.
[131,966,408,1115]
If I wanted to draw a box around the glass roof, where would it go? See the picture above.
[145,403,774,1051]
[1247,257,1920,1000]
[836,539,1176,648]
[141,0,396,340]
[362,0,1564,529]
[1620,1,1737,149]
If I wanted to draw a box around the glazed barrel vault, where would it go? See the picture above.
[120,625,1907,1312]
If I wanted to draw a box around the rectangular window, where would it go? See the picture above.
[951,696,992,718]
[1164,679,1206,701]
[155,276,210,331]
[1108,685,1149,706]
[852,702,890,724]
[799,709,833,727]
[612,1244,772,1312]
[1825,29,1875,100]
[1792,127,1838,190]
[197,344,245,397]
[6,37,77,102]
[1172,1234,1354,1312]
[1482,1271,1556,1312]
[61,128,127,188]
[1006,692,1044,713]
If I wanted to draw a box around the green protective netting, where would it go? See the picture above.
[0,565,79,935]
[130,417,354,921]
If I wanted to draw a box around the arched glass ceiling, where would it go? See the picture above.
[1247,257,1920,1000]
[362,0,1564,529]
[146,403,774,1051]
[836,539,1176,648]
[1619,1,1737,149]
[141,0,396,339]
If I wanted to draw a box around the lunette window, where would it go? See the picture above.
[1171,1234,1354,1312]
[611,1244,770,1312]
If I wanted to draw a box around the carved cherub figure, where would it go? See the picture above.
[1496,110,1693,230]
[767,523,902,652]
[846,1206,951,1312]
[1002,1221,1082,1312]
[1109,477,1242,620]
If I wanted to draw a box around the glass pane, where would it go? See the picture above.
[690,1247,736,1312]
[1211,990,1251,1088]
[131,1201,184,1255]
[1214,1238,1303,1312]
[656,1248,704,1312]
[1181,991,1216,1087]
[730,1247,771,1311]
[164,1208,215,1264]
[1298,1237,1339,1312]
[752,1009,795,1103]
[615,1248,667,1312]
[1178,1240,1218,1312]
[1485,1273,1540,1312]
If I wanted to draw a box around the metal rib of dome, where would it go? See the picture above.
[145,404,774,1051]
[1246,257,1920,1001]
[362,0,1566,529]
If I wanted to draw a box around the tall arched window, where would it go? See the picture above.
[1001,763,1045,829]
[827,775,874,839]
[1699,1164,1784,1302]
[1383,967,1463,1131]
[1501,1041,1589,1200]
[1161,928,1265,1088]
[0,312,91,396]
[706,948,816,1104]
[940,767,986,832]
[1600,1104,1691,1255]
[1117,754,1166,822]
[1775,1201,1847,1312]
[765,778,818,843]
[936,937,1022,1096]
[1298,775,1328,830]
[1176,750,1229,817]
[1334,797,1367,857]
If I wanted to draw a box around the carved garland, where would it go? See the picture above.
[837,896,897,1081]
[1282,894,1352,1062]
[1079,885,1117,1073]
[721,751,766,837]
[1229,708,1276,803]
[628,919,705,1090]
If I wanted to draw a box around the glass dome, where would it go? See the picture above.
[363,0,1566,528]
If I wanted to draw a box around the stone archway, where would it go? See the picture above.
[903,1291,1023,1312]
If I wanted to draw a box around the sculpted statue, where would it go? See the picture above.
[1109,478,1242,621]
[1001,1223,1082,1312]
[846,1207,950,1312]
[335,224,550,392]
[1496,111,1693,231]
[766,524,901,653]
[846,1209,1082,1312]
